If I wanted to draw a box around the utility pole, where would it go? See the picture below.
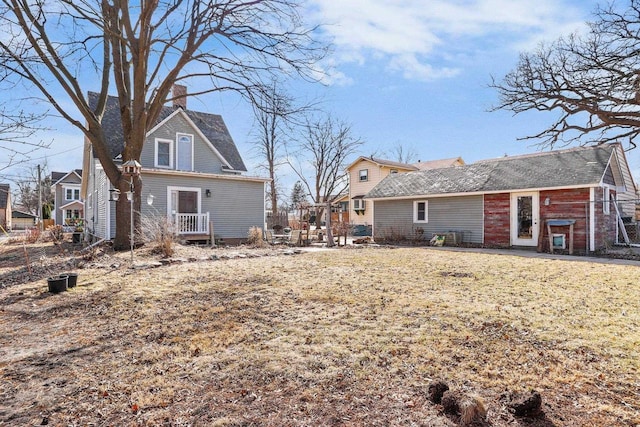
[37,164,43,232]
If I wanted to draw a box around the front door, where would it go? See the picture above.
[170,190,198,215]
[511,192,539,246]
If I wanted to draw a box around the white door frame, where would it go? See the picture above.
[510,192,540,246]
[167,186,202,217]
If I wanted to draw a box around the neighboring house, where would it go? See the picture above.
[12,210,37,230]
[51,170,84,226]
[346,156,465,229]
[412,156,465,170]
[366,143,636,253]
[81,86,268,244]
[0,184,12,231]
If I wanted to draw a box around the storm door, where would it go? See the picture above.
[510,192,539,246]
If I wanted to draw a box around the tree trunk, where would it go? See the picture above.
[325,201,334,247]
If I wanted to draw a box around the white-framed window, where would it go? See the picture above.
[390,169,398,174]
[359,169,368,182]
[603,187,611,215]
[413,200,428,223]
[176,133,194,171]
[64,187,80,201]
[353,199,366,211]
[155,138,173,168]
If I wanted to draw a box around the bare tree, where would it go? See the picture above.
[13,164,53,217]
[387,142,418,164]
[490,0,640,150]
[250,80,306,215]
[0,101,50,177]
[0,0,325,249]
[288,114,363,230]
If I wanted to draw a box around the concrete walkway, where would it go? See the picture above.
[422,245,640,267]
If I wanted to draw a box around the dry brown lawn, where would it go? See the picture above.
[0,240,639,426]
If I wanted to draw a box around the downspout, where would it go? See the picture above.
[585,202,589,254]
[589,188,596,252]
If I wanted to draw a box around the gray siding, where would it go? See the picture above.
[141,173,265,239]
[142,113,228,174]
[373,195,484,244]
[54,172,82,225]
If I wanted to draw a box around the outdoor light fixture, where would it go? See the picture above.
[147,194,155,206]
[109,188,121,202]
[206,189,211,197]
[544,197,551,206]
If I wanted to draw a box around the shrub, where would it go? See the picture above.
[140,214,178,257]
[247,226,266,247]
[47,225,65,244]
[24,227,41,244]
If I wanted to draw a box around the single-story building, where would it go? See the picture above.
[11,210,38,230]
[366,143,637,253]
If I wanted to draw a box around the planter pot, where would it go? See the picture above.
[64,272,78,288]
[47,275,68,293]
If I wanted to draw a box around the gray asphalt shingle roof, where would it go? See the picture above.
[366,144,617,199]
[88,92,247,171]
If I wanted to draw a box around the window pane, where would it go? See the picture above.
[177,135,192,171]
[157,142,170,167]
[417,202,425,221]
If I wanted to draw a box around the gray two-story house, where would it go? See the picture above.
[81,87,267,244]
[51,170,83,226]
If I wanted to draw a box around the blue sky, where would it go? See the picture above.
[8,0,633,195]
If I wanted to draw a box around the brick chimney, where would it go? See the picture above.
[172,84,187,109]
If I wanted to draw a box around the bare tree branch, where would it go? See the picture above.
[0,0,327,249]
[287,114,363,228]
[490,0,640,151]
[249,78,317,214]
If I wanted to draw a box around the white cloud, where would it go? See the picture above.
[309,0,591,83]
[388,54,460,82]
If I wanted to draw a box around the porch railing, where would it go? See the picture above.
[175,212,209,235]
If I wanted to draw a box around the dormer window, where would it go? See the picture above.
[155,138,173,168]
[177,133,194,171]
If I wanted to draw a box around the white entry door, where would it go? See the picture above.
[510,192,539,246]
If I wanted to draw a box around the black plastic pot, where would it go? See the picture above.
[47,275,68,293]
[64,272,78,288]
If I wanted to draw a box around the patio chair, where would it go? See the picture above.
[288,229,302,246]
[265,229,275,244]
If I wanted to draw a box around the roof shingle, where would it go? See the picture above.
[366,144,617,199]
[88,92,246,171]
